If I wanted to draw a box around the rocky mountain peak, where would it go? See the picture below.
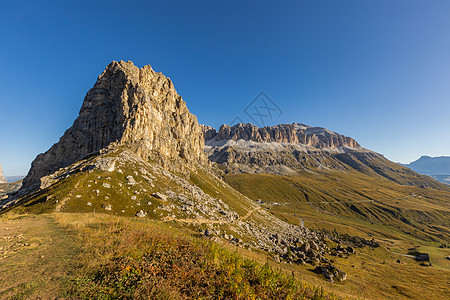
[0,163,7,183]
[22,60,207,190]
[203,122,360,149]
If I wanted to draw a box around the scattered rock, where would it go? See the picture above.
[314,265,347,282]
[126,176,137,185]
[300,242,310,252]
[135,210,147,217]
[152,192,167,201]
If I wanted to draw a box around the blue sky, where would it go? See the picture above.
[1,0,449,176]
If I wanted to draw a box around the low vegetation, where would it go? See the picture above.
[224,172,450,243]
[0,213,339,299]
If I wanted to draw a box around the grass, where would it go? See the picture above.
[3,149,449,299]
[0,214,81,299]
[0,213,340,299]
[2,212,448,299]
[224,172,450,243]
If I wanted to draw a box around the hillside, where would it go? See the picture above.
[1,61,449,299]
[0,180,22,200]
[0,213,342,299]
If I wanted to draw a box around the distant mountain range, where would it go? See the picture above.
[402,156,450,185]
[202,123,447,190]
[5,176,25,183]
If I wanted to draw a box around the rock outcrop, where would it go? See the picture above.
[203,124,448,189]
[203,123,360,149]
[202,123,365,175]
[22,61,207,190]
[0,164,7,183]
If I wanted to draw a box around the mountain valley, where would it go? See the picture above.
[1,61,449,299]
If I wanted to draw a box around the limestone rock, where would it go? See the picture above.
[152,192,167,201]
[135,210,147,217]
[200,125,218,141]
[203,123,360,149]
[314,265,347,283]
[0,164,6,183]
[22,61,208,190]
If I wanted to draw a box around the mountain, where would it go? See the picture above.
[203,123,450,244]
[21,61,207,191]
[0,164,7,183]
[402,156,450,184]
[402,156,450,175]
[6,61,346,278]
[203,123,447,190]
[2,61,450,299]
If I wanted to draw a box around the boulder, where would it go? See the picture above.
[135,210,147,217]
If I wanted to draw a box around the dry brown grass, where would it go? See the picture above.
[0,213,341,299]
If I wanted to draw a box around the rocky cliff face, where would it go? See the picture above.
[0,164,7,183]
[204,123,360,149]
[202,123,447,189]
[22,61,207,190]
[202,123,365,176]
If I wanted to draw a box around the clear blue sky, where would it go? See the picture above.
[1,0,449,176]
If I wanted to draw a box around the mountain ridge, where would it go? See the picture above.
[202,123,448,190]
[202,122,360,149]
[402,156,450,185]
[22,61,207,191]
[402,155,450,175]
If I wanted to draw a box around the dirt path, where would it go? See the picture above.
[291,194,417,205]
[240,206,257,221]
[162,216,228,224]
[0,214,79,298]
[163,205,259,225]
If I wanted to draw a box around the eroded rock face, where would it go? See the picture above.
[0,164,7,183]
[22,61,207,190]
[202,123,365,175]
[203,123,360,149]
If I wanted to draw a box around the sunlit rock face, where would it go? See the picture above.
[22,61,207,189]
[0,164,7,183]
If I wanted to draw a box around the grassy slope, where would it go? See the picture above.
[9,150,254,221]
[4,150,450,299]
[2,212,448,300]
[332,151,449,190]
[224,171,450,242]
[0,213,339,300]
[223,171,450,298]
